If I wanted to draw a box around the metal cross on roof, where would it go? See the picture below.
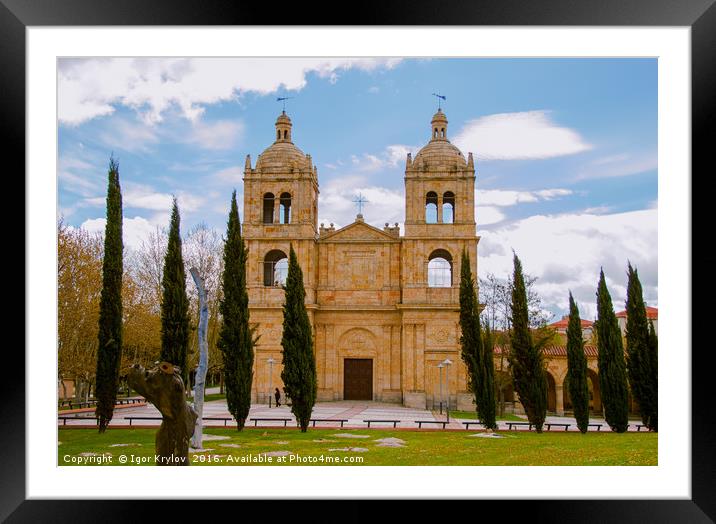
[353,193,369,215]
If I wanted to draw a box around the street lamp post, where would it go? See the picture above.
[437,363,444,414]
[267,357,275,407]
[442,358,453,424]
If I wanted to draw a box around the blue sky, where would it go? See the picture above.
[57,57,657,320]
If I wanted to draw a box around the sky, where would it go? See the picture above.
[57,57,658,321]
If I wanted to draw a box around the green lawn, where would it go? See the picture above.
[189,393,226,402]
[58,427,657,466]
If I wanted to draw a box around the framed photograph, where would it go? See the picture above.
[8,0,714,520]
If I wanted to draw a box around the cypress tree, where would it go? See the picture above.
[160,198,190,384]
[217,191,256,430]
[595,269,629,432]
[95,157,123,433]
[458,250,496,430]
[280,245,317,432]
[625,263,658,431]
[507,253,548,432]
[566,292,590,433]
[480,323,497,430]
[647,320,658,431]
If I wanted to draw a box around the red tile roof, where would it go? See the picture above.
[548,316,594,329]
[494,345,598,358]
[615,306,658,319]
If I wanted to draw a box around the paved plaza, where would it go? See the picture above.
[58,394,646,431]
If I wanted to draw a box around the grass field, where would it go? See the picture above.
[58,427,657,466]
[189,393,226,402]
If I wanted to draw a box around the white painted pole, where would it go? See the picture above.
[438,363,444,415]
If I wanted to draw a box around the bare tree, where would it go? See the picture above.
[479,272,553,330]
[130,226,168,311]
[479,271,554,416]
[183,223,224,392]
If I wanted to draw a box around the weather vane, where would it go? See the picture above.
[432,93,446,110]
[276,96,294,112]
[353,193,368,215]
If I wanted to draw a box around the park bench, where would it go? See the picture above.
[202,417,234,426]
[67,400,97,409]
[587,423,603,431]
[309,419,349,428]
[462,421,485,430]
[505,422,533,431]
[545,423,571,431]
[123,416,235,427]
[124,416,163,426]
[249,417,292,427]
[415,420,448,429]
[363,419,400,428]
[58,415,98,426]
[635,424,648,432]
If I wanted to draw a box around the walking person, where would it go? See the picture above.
[274,387,281,407]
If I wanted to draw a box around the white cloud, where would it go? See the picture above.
[339,144,416,173]
[97,117,159,153]
[476,208,658,319]
[95,113,243,153]
[58,155,104,197]
[183,120,244,150]
[212,166,244,185]
[58,169,101,197]
[82,184,204,214]
[453,110,592,160]
[476,206,506,226]
[577,151,657,180]
[582,205,613,214]
[81,216,160,251]
[478,188,573,207]
[59,58,402,126]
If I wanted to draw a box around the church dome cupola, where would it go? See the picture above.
[255,111,308,172]
[412,109,466,170]
[431,108,448,141]
[275,111,292,143]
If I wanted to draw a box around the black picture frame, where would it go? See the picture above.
[5,0,714,521]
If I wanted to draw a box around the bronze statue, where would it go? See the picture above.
[127,362,198,466]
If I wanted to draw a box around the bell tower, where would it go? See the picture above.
[401,108,478,305]
[398,108,479,411]
[243,111,319,234]
[242,111,319,402]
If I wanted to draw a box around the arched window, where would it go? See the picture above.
[263,193,275,224]
[279,192,291,224]
[428,249,452,287]
[441,128,445,138]
[283,130,288,139]
[277,130,281,140]
[425,191,438,223]
[264,250,288,287]
[442,191,455,224]
[433,128,439,139]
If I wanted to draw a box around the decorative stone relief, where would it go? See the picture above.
[426,325,454,346]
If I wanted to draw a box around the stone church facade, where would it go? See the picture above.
[243,109,478,409]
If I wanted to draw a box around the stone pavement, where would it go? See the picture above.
[58,398,648,431]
